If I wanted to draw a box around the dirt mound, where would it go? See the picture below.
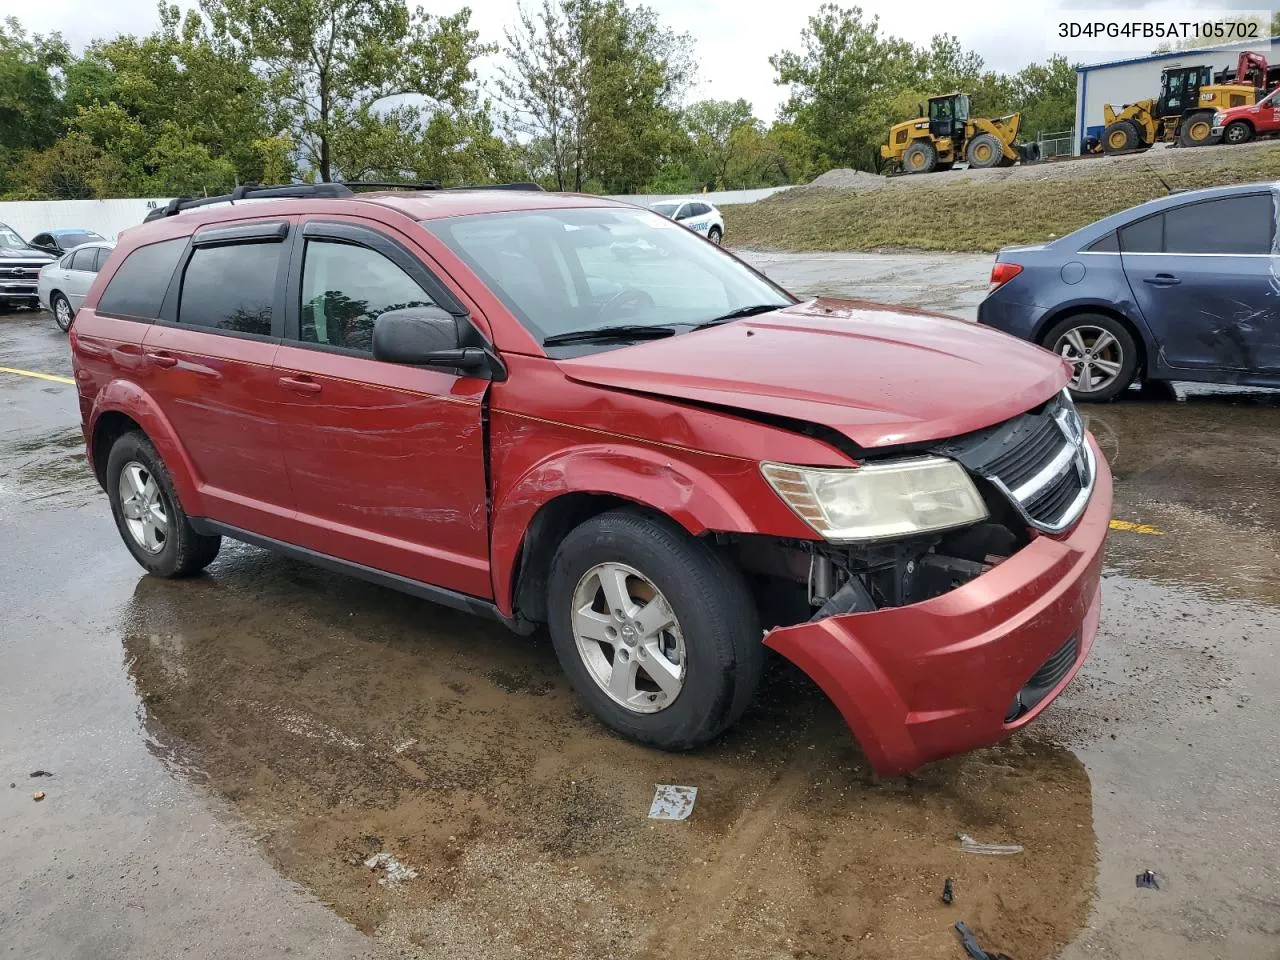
[805,167,888,192]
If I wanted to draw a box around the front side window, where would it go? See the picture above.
[1164,195,1273,255]
[178,242,280,336]
[299,240,435,353]
[97,238,186,320]
[424,206,791,349]
[650,202,679,218]
[70,247,99,272]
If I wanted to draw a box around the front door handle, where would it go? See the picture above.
[146,351,178,368]
[1143,274,1181,286]
[278,375,322,395]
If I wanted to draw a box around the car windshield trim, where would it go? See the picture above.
[422,207,792,352]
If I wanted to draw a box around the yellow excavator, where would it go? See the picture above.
[880,93,1038,174]
[1096,53,1271,153]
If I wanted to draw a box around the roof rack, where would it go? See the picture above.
[143,179,546,222]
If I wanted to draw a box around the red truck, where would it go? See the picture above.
[1212,84,1280,144]
[69,183,1111,775]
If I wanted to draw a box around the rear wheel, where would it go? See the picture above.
[106,431,221,577]
[966,133,1003,168]
[51,293,73,332]
[1042,314,1138,402]
[902,140,937,174]
[546,508,763,750]
[1103,120,1140,153]
[1178,111,1215,147]
[1223,120,1253,145]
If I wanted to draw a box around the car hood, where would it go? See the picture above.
[557,298,1069,450]
[0,247,54,261]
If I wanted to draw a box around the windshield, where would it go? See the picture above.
[649,202,680,218]
[424,207,792,349]
[57,231,104,248]
[0,225,29,250]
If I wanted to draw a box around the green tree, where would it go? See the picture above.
[771,5,918,171]
[683,98,759,188]
[8,133,128,200]
[1012,55,1077,138]
[497,0,693,193]
[0,18,69,191]
[203,0,494,184]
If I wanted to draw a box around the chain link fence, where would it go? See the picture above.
[1036,130,1075,159]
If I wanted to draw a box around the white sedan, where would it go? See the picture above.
[37,240,114,332]
[650,199,725,244]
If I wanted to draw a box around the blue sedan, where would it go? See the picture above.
[978,182,1279,401]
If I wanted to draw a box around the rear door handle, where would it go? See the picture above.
[278,375,322,395]
[1143,274,1181,286]
[146,351,178,368]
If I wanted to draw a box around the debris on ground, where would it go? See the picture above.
[1136,869,1160,890]
[648,784,697,821]
[29,770,53,778]
[957,833,1024,856]
[942,877,955,904]
[32,791,45,802]
[955,921,1014,960]
[363,852,418,888]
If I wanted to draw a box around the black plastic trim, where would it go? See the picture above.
[193,221,289,246]
[188,518,532,632]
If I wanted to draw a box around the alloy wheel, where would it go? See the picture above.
[55,298,72,330]
[119,461,169,553]
[1053,325,1124,394]
[570,562,686,714]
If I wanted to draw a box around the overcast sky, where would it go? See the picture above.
[3,0,1270,121]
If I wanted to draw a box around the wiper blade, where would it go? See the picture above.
[693,303,784,329]
[542,324,677,346]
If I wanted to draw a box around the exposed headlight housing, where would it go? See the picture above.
[760,457,989,543]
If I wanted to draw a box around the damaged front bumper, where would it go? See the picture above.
[764,439,1112,776]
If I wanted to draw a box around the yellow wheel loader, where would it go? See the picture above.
[879,93,1038,174]
[1097,55,1271,154]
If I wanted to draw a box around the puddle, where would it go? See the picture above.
[0,426,98,509]
[119,546,1095,959]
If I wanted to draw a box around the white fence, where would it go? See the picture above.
[0,186,792,242]
[0,198,172,242]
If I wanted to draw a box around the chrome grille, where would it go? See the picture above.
[935,390,1095,533]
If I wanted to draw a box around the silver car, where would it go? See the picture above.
[38,241,115,331]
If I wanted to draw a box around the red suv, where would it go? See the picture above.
[70,183,1112,775]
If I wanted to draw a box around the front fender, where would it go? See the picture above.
[89,380,205,514]
[489,442,805,618]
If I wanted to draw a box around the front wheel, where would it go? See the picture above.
[707,226,723,245]
[1103,120,1140,153]
[967,133,1003,168]
[546,508,762,750]
[51,293,73,332]
[1223,120,1253,145]
[1042,314,1138,402]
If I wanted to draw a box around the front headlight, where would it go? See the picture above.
[761,457,989,542]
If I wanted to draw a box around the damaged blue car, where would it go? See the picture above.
[978,182,1279,401]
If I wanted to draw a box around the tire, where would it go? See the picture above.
[1041,313,1139,402]
[1178,111,1215,147]
[966,133,1003,169]
[902,140,937,174]
[1102,120,1140,153]
[546,507,763,750]
[708,226,723,245]
[105,431,221,577]
[1223,120,1253,145]
[51,293,73,332]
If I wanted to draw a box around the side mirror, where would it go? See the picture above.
[372,306,502,378]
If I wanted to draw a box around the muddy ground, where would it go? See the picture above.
[3,260,1279,959]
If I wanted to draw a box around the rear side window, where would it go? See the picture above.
[1085,231,1118,252]
[70,247,99,272]
[299,240,434,352]
[92,247,110,271]
[1165,195,1273,255]
[97,238,186,320]
[178,243,280,337]
[1119,214,1163,253]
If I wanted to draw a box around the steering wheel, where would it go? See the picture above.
[598,287,654,319]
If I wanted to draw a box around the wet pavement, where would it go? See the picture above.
[2,260,1278,960]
